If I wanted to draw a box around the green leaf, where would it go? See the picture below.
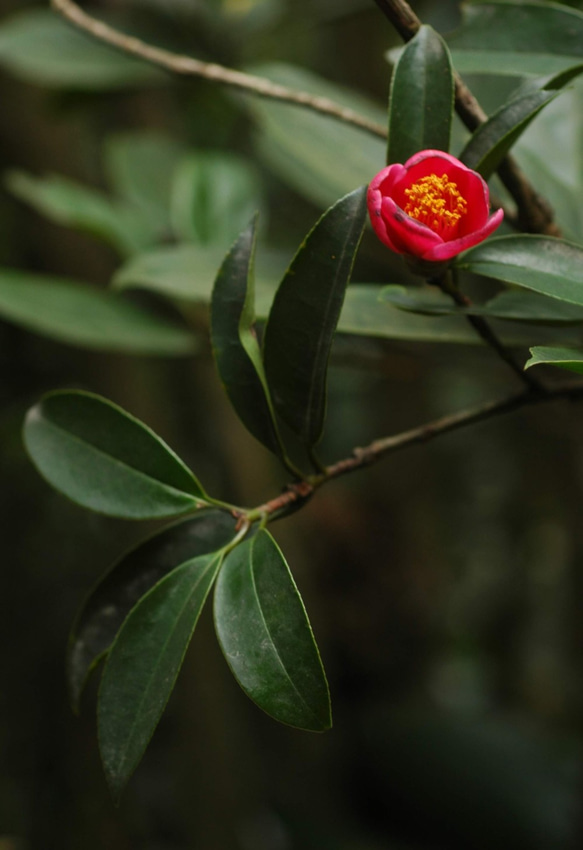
[170,152,263,245]
[6,171,147,257]
[211,217,282,454]
[24,391,207,519]
[457,235,583,307]
[0,9,165,89]
[68,510,237,711]
[99,552,223,802]
[381,284,583,324]
[387,25,454,164]
[525,345,583,374]
[104,132,186,240]
[447,1,583,78]
[113,244,235,299]
[246,62,386,208]
[214,530,331,731]
[380,285,455,316]
[263,187,367,446]
[0,271,196,355]
[460,90,558,179]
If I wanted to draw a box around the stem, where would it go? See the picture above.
[371,0,561,237]
[248,378,583,521]
[51,0,387,139]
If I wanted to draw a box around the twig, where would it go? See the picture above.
[50,0,387,139]
[250,378,583,519]
[371,0,561,236]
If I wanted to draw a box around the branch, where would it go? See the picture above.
[250,378,583,520]
[51,0,387,139]
[371,0,561,237]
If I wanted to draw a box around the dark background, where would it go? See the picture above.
[0,1,581,847]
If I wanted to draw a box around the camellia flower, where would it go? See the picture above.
[367,150,504,264]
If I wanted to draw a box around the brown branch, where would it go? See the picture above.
[251,379,583,520]
[371,0,561,236]
[51,0,387,139]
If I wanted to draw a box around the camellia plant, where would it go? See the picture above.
[10,0,583,805]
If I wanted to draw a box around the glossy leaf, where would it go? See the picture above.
[447,1,583,78]
[525,346,583,374]
[457,235,583,307]
[0,9,164,89]
[246,62,386,208]
[381,285,583,324]
[263,186,367,446]
[460,90,558,179]
[214,530,331,731]
[68,510,237,711]
[387,25,454,165]
[170,152,263,245]
[6,171,147,257]
[99,552,223,802]
[0,271,196,355]
[24,391,207,519]
[211,217,282,453]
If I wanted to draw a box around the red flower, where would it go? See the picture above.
[367,150,504,263]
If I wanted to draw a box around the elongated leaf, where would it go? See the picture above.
[114,247,582,346]
[381,285,583,324]
[263,187,367,446]
[0,271,196,355]
[24,391,207,519]
[6,172,147,257]
[99,552,223,801]
[447,1,583,78]
[457,235,583,307]
[460,90,558,178]
[525,346,583,374]
[211,218,282,453]
[214,530,331,731]
[246,62,386,208]
[0,9,164,89]
[387,25,454,164]
[68,510,237,710]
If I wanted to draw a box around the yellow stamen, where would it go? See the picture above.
[403,173,467,236]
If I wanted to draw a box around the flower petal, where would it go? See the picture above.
[422,208,504,261]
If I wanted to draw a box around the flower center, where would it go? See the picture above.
[403,173,467,237]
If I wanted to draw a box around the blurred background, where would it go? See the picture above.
[0,1,582,847]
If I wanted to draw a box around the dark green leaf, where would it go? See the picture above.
[381,284,583,324]
[171,152,263,245]
[24,391,207,519]
[0,271,195,355]
[0,9,165,89]
[6,171,147,257]
[380,285,455,315]
[211,217,282,454]
[525,346,583,374]
[457,235,583,307]
[460,90,558,178]
[68,510,237,711]
[246,62,386,208]
[447,1,583,77]
[387,25,454,164]
[99,552,223,802]
[263,187,367,446]
[214,529,331,731]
